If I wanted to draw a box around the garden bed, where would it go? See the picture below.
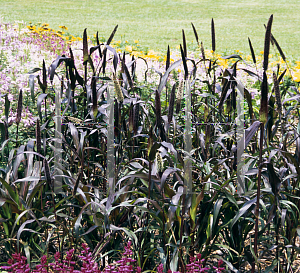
[0,15,300,272]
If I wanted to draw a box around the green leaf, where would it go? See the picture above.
[79,225,99,237]
[230,198,256,229]
[190,188,204,224]
[37,93,47,121]
[157,59,182,94]
[24,242,30,267]
[49,56,69,82]
[0,177,17,202]
[264,259,278,273]
[222,54,242,60]
[17,219,35,252]
[213,198,223,230]
[105,45,119,73]
[110,224,138,246]
[169,248,178,272]
[27,67,41,74]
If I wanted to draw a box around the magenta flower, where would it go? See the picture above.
[157,263,164,273]
[1,253,30,273]
[213,259,225,273]
[185,253,209,273]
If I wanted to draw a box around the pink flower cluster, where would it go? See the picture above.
[1,242,141,273]
[213,260,225,273]
[113,241,140,273]
[1,253,31,273]
[102,241,141,273]
[185,254,209,273]
[1,243,226,273]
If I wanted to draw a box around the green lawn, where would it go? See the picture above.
[1,0,300,58]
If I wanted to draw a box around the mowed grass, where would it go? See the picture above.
[1,0,300,58]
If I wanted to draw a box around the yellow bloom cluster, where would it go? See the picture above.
[292,61,300,82]
[27,23,82,44]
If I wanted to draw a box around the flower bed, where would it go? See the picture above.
[0,16,300,273]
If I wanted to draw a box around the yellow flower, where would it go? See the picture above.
[295,61,300,69]
[293,70,300,82]
[260,51,264,55]
[125,45,132,52]
[114,40,121,45]
[134,40,139,43]
[163,55,174,63]
[218,58,228,68]
[146,52,159,60]
[204,49,213,58]
[59,25,68,30]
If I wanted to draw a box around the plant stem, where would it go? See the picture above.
[147,160,152,224]
[252,122,264,273]
[16,123,19,148]
[179,192,186,273]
